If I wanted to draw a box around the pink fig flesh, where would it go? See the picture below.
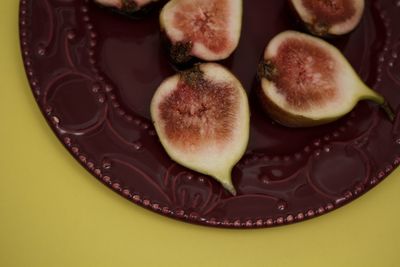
[160,0,243,64]
[151,63,250,194]
[258,31,392,127]
[290,0,365,36]
[158,67,240,151]
[262,37,338,111]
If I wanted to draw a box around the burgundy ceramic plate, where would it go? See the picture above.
[20,0,400,228]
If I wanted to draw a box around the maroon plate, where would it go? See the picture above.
[20,0,400,228]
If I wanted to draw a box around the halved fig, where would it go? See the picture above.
[160,0,242,65]
[258,31,394,127]
[94,0,160,17]
[289,0,365,36]
[151,63,250,195]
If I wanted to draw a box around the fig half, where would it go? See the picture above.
[160,0,242,65]
[258,31,394,127]
[290,0,365,36]
[151,63,250,195]
[94,0,160,17]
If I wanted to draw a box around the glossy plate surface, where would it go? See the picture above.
[20,0,400,228]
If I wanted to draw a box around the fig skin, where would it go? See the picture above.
[289,0,365,37]
[159,0,243,66]
[258,31,394,128]
[256,84,336,127]
[94,0,162,18]
[151,63,250,195]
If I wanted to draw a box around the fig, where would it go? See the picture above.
[94,0,160,17]
[289,0,365,36]
[159,0,242,65]
[151,63,250,195]
[258,31,394,127]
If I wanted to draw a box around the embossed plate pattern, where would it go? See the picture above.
[20,0,400,228]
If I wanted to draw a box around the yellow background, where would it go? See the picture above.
[1,1,399,266]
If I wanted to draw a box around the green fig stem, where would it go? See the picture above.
[362,87,395,123]
[223,183,237,196]
[218,173,236,196]
[380,101,396,122]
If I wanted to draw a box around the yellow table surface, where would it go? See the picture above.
[1,1,400,266]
